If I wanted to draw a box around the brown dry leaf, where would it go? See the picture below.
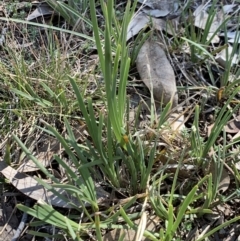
[127,11,149,41]
[219,30,240,44]
[224,115,240,133]
[0,160,78,207]
[127,5,179,41]
[138,0,179,13]
[103,214,159,241]
[215,45,239,67]
[18,137,61,173]
[142,8,170,17]
[222,4,237,14]
[18,154,52,173]
[207,123,214,137]
[209,163,230,193]
[193,4,224,43]
[127,13,179,41]
[18,125,86,173]
[166,164,196,178]
[218,167,230,193]
[152,17,179,35]
[26,2,54,21]
[136,39,178,107]
[0,161,110,208]
[168,112,185,132]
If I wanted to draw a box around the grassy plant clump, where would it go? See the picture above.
[1,0,240,240]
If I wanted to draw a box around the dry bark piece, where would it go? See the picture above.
[136,39,178,107]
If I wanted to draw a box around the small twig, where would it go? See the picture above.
[11,200,31,241]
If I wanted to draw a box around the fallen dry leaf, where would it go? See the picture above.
[138,0,179,13]
[127,11,149,41]
[152,17,179,35]
[103,214,159,241]
[209,162,230,193]
[18,126,86,173]
[127,0,179,41]
[222,4,237,14]
[220,31,240,43]
[168,112,185,132]
[215,45,239,67]
[218,167,230,193]
[207,123,214,137]
[224,115,240,133]
[26,2,54,21]
[0,160,109,208]
[0,161,78,207]
[127,13,178,41]
[142,8,170,17]
[18,137,61,173]
[193,4,224,43]
[136,39,178,107]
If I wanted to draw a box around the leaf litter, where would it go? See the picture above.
[127,0,180,40]
[1,0,240,240]
[0,159,110,208]
[26,2,54,21]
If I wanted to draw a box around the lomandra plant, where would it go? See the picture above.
[3,0,240,240]
[67,0,157,193]
[10,0,158,239]
[47,0,138,143]
[89,0,137,144]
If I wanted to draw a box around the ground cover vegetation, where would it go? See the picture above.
[0,0,240,240]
